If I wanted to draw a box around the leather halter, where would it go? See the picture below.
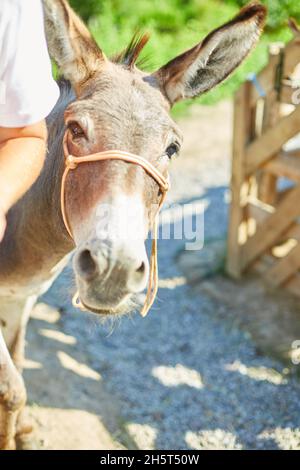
[61,130,170,317]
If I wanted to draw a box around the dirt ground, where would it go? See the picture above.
[22,101,300,450]
[22,303,126,450]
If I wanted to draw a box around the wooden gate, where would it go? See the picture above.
[227,26,300,297]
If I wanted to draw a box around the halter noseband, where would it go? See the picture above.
[61,130,170,317]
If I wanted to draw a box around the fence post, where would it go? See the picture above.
[226,81,252,278]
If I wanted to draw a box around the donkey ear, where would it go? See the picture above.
[152,3,266,105]
[43,0,106,92]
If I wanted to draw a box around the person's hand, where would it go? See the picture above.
[0,204,6,242]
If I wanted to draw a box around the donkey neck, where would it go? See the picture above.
[0,81,75,288]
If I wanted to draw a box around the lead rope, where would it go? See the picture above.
[62,131,169,317]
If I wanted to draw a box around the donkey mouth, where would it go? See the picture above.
[77,293,132,316]
[80,299,114,316]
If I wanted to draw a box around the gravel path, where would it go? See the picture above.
[26,101,300,450]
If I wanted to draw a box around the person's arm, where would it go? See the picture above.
[0,1,60,242]
[0,120,47,239]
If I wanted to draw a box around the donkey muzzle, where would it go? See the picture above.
[73,238,149,313]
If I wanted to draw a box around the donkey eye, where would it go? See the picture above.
[68,121,85,139]
[165,143,180,159]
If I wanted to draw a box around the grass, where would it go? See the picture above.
[69,0,299,116]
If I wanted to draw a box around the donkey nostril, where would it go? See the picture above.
[136,261,146,274]
[77,249,98,279]
[127,258,149,293]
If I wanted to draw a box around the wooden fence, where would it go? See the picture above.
[227,26,300,297]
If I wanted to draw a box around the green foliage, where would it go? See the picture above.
[69,0,299,114]
[69,0,102,22]
[227,0,300,30]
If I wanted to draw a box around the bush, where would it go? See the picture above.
[71,0,300,30]
[69,0,102,21]
[226,0,300,30]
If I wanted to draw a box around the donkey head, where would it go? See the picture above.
[43,0,266,315]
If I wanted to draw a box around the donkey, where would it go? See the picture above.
[0,0,266,449]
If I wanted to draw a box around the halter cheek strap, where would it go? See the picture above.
[61,130,170,317]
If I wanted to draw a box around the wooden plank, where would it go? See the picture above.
[226,82,252,279]
[281,149,300,158]
[283,224,300,241]
[249,39,300,107]
[281,83,299,105]
[276,186,294,205]
[284,41,300,81]
[264,242,300,287]
[258,44,283,204]
[258,171,277,204]
[264,153,300,181]
[248,200,300,246]
[245,105,300,175]
[241,185,300,271]
[249,45,281,107]
[246,200,271,239]
[247,199,274,223]
[258,89,280,204]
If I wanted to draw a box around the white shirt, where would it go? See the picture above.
[0,0,59,127]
